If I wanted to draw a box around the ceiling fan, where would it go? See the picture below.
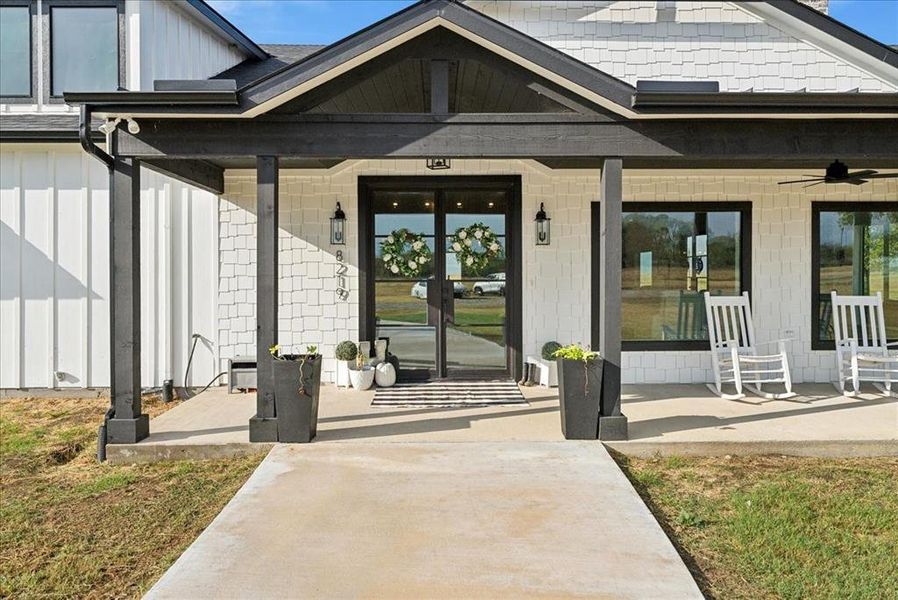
[778,160,898,187]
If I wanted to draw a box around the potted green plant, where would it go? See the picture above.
[537,341,562,387]
[349,350,375,390]
[334,340,357,388]
[553,344,603,440]
[270,344,323,443]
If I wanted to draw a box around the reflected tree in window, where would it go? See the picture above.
[817,209,897,341]
[622,208,746,344]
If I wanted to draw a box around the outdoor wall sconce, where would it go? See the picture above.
[426,158,451,170]
[535,202,551,246]
[330,202,346,245]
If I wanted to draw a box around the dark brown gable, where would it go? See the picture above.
[270,27,615,117]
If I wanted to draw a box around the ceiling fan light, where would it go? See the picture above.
[825,160,848,180]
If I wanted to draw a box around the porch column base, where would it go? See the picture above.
[107,415,150,444]
[598,415,628,441]
[249,416,278,442]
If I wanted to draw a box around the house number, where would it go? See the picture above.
[336,250,349,301]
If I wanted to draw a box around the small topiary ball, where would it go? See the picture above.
[335,340,358,361]
[541,341,562,361]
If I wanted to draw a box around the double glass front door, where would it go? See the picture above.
[368,182,514,380]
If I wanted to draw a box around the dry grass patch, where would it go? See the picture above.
[0,396,266,599]
[615,453,898,600]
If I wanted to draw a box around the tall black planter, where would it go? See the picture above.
[272,355,322,443]
[556,358,603,440]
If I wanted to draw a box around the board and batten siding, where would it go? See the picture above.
[0,144,218,390]
[129,0,248,91]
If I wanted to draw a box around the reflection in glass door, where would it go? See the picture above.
[372,191,437,380]
[444,191,507,377]
[367,180,517,381]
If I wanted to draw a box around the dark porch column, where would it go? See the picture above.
[249,156,280,442]
[597,158,628,440]
[106,153,149,444]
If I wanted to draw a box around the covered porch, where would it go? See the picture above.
[66,0,898,447]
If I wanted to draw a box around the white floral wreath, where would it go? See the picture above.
[449,222,502,274]
[380,228,432,277]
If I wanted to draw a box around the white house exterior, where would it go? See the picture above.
[2,0,896,406]
[1,0,262,389]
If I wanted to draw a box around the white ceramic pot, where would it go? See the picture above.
[374,362,396,387]
[539,358,559,387]
[335,360,352,388]
[349,366,375,390]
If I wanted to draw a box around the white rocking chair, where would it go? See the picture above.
[704,292,795,400]
[830,291,898,398]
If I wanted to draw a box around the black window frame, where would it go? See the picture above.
[619,201,753,352]
[811,201,898,351]
[43,0,124,104]
[0,0,36,103]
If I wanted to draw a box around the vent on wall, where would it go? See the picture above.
[635,81,720,93]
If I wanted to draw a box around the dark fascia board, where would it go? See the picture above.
[633,92,898,112]
[0,130,102,142]
[184,0,268,61]
[63,90,239,105]
[0,113,104,142]
[763,0,898,69]
[238,0,635,114]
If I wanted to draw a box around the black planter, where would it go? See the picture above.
[556,358,603,440]
[272,355,322,443]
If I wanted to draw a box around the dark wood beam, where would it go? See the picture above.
[249,156,279,443]
[543,157,898,170]
[115,118,898,162]
[106,148,149,444]
[430,59,449,114]
[597,158,627,441]
[142,158,224,195]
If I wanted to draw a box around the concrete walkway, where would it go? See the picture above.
[146,442,702,600]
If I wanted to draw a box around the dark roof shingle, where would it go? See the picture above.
[0,113,104,141]
[213,44,325,89]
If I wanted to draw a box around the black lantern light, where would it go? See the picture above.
[535,202,551,246]
[330,202,346,245]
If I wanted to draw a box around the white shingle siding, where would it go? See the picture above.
[217,161,896,385]
[218,160,596,384]
[622,172,896,384]
[466,0,897,92]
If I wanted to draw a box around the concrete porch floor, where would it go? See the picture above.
[106,382,898,463]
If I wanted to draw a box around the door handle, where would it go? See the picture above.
[443,281,455,324]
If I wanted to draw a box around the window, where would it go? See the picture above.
[0,5,31,97]
[812,203,898,349]
[50,6,117,96]
[621,203,751,350]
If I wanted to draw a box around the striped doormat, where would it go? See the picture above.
[372,380,527,407]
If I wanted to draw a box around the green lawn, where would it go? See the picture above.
[615,453,898,600]
[375,281,506,344]
[0,396,266,599]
